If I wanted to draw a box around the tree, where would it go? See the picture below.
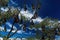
[0,8,29,40]
[35,18,51,40]
[0,0,9,7]
[0,0,59,40]
[32,17,58,40]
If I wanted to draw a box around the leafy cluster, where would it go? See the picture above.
[0,0,60,40]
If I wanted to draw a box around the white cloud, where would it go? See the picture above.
[1,7,9,12]
[6,22,17,30]
[10,0,18,5]
[17,30,23,34]
[38,28,42,30]
[18,13,21,20]
[20,9,43,23]
[7,29,16,33]
[0,27,4,31]
[20,9,34,19]
[32,17,43,23]
[58,21,60,23]
[0,38,3,40]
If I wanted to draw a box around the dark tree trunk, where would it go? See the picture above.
[41,25,45,40]
[23,23,26,31]
[7,23,14,39]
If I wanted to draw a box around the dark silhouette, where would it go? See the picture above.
[31,12,38,19]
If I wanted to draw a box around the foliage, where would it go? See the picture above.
[27,38,35,40]
[0,0,59,40]
[30,17,59,40]
[0,0,9,6]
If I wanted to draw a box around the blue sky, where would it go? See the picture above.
[39,0,60,19]
[1,0,60,38]
[8,0,60,19]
